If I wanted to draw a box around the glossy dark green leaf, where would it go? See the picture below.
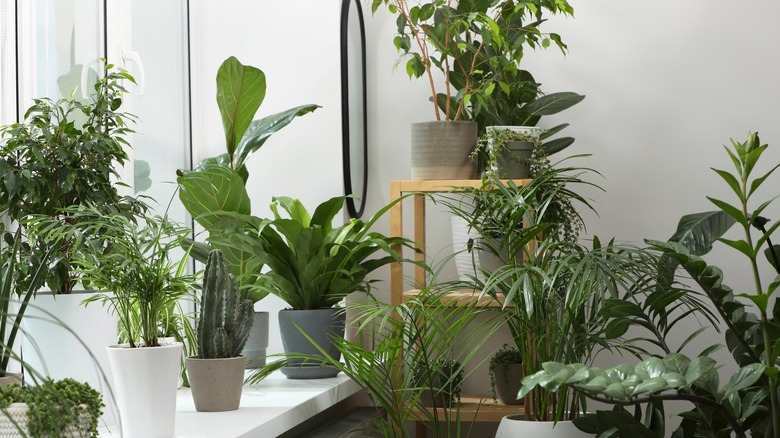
[523,92,585,117]
[668,211,736,255]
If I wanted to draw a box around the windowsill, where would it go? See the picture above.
[99,371,362,437]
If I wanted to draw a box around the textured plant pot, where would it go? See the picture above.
[495,414,589,438]
[0,374,21,389]
[241,311,269,369]
[0,403,91,437]
[21,292,118,426]
[107,341,182,438]
[411,121,478,180]
[278,308,346,379]
[186,356,246,412]
[497,141,535,179]
[494,362,523,405]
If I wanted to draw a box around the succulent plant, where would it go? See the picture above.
[198,250,254,359]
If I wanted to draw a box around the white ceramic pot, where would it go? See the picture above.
[21,292,118,425]
[107,341,182,438]
[495,414,589,438]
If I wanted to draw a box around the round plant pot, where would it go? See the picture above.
[497,141,535,179]
[241,311,269,369]
[493,362,523,405]
[278,308,346,379]
[106,341,182,438]
[186,356,246,412]
[0,403,92,437]
[411,121,478,180]
[495,414,589,438]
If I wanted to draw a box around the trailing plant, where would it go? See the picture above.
[250,281,505,438]
[412,358,464,407]
[471,128,541,177]
[177,56,319,304]
[372,0,573,123]
[24,202,198,348]
[519,133,780,437]
[488,344,522,403]
[0,64,137,294]
[0,378,103,438]
[213,195,422,310]
[197,249,254,359]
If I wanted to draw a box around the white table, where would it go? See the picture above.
[99,372,362,437]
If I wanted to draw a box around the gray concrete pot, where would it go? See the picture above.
[497,141,535,179]
[494,362,524,405]
[185,355,246,412]
[411,121,478,180]
[279,308,346,379]
[241,311,269,369]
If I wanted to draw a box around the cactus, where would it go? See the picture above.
[198,249,255,359]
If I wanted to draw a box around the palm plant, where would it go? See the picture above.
[519,133,780,437]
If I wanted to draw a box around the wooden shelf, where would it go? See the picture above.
[410,394,524,423]
[402,289,506,308]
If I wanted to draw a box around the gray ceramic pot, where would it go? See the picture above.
[186,355,246,412]
[241,311,269,369]
[411,121,478,180]
[497,141,535,179]
[278,308,346,379]
[494,362,524,405]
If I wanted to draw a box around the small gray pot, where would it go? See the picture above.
[411,121,478,180]
[279,308,346,379]
[186,355,246,412]
[241,311,269,369]
[494,362,524,405]
[497,141,535,179]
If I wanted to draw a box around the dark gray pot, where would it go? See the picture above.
[497,141,534,179]
[241,311,269,369]
[279,308,346,379]
[494,362,524,405]
[411,121,478,180]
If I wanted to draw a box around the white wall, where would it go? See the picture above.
[189,0,343,357]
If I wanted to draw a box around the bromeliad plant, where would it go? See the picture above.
[216,195,421,310]
[520,133,780,437]
[196,250,254,359]
[177,56,319,305]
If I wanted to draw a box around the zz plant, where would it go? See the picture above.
[520,133,780,437]
[197,250,254,359]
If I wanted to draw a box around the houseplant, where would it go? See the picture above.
[177,55,318,368]
[472,128,540,179]
[186,249,254,412]
[518,133,780,437]
[0,378,103,437]
[372,0,574,179]
[30,203,198,437]
[412,358,464,408]
[489,344,523,405]
[220,195,420,379]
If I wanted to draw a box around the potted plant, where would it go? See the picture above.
[519,133,780,438]
[412,357,464,408]
[32,203,198,437]
[186,249,254,412]
[177,56,318,369]
[489,344,523,405]
[0,378,103,437]
[372,0,573,179]
[472,128,541,179]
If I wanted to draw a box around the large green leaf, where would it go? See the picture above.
[216,56,266,159]
[233,104,320,172]
[177,163,251,231]
[523,92,585,117]
[668,211,736,255]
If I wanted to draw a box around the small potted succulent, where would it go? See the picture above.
[488,344,523,405]
[0,378,103,437]
[186,249,254,412]
[412,358,464,408]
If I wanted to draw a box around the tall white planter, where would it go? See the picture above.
[495,414,589,438]
[107,342,182,438]
[21,292,118,425]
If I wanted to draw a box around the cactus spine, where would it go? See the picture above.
[198,249,255,359]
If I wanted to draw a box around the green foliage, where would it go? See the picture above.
[471,128,541,177]
[412,358,464,407]
[520,133,780,437]
[213,195,421,310]
[0,378,104,438]
[250,284,505,437]
[372,0,574,122]
[197,250,254,359]
[177,56,319,303]
[488,344,522,403]
[0,64,137,294]
[24,202,198,348]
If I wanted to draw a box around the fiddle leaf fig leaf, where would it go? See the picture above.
[216,56,266,160]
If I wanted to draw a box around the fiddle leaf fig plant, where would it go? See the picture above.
[177,56,319,303]
[520,133,780,438]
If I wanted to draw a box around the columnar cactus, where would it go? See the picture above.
[198,249,255,359]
